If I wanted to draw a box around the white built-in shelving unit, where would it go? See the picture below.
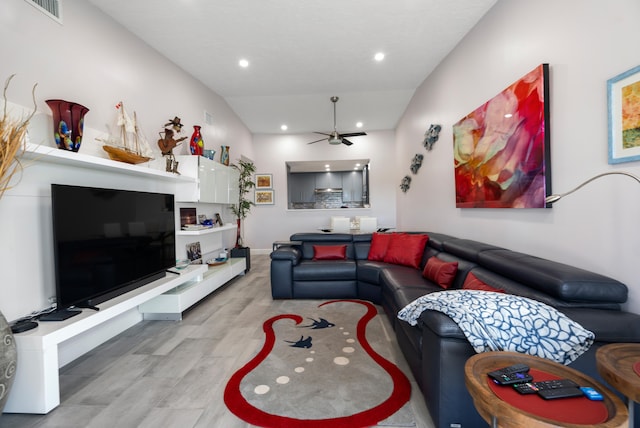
[6,145,246,414]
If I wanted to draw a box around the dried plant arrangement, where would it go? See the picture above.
[0,74,37,199]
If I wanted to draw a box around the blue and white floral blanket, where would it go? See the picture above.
[397,290,594,365]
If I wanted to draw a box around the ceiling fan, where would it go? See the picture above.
[307,96,367,146]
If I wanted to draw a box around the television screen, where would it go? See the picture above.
[48,184,176,319]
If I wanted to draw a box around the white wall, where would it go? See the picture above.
[0,0,253,321]
[246,130,397,250]
[396,0,640,314]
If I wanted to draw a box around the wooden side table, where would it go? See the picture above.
[597,343,640,427]
[465,351,628,428]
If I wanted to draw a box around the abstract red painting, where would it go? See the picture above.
[453,64,551,208]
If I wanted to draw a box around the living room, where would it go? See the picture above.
[1,0,640,425]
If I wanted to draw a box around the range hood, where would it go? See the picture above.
[314,188,343,193]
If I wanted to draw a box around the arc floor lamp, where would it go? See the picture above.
[545,171,640,205]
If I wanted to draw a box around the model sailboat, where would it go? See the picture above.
[99,102,154,164]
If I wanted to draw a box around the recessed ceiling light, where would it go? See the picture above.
[280,124,288,131]
[325,164,330,168]
[239,59,249,68]
[356,122,363,128]
[355,163,361,167]
[374,52,385,61]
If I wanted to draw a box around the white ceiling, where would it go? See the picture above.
[87,0,497,135]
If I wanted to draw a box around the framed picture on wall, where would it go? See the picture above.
[608,64,640,164]
[255,174,273,189]
[255,189,274,205]
[452,64,551,208]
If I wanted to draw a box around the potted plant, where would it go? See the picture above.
[229,159,256,271]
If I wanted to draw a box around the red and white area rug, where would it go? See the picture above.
[224,300,413,427]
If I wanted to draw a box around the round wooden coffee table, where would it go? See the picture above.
[465,351,628,428]
[597,343,640,427]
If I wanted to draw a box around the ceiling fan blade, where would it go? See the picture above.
[314,132,331,136]
[342,138,354,146]
[307,137,327,145]
[339,132,367,138]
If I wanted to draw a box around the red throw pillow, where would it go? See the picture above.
[313,244,347,260]
[422,257,458,289]
[383,233,429,269]
[367,232,395,261]
[462,272,505,293]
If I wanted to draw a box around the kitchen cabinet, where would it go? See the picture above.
[289,173,316,203]
[342,171,363,202]
[315,171,342,189]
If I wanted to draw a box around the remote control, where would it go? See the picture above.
[580,386,604,401]
[534,379,579,390]
[538,387,584,400]
[513,379,579,394]
[488,364,532,385]
[512,382,538,394]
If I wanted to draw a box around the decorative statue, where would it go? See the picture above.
[423,124,442,151]
[157,127,187,174]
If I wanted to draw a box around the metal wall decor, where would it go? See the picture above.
[410,154,424,174]
[400,175,412,193]
[423,124,442,150]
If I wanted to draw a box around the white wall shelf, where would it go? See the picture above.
[176,223,237,236]
[24,143,196,183]
[139,258,246,320]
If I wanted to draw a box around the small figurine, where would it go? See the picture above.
[157,128,187,174]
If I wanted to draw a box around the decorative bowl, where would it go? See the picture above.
[175,259,190,270]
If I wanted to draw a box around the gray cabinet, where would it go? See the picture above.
[315,172,342,189]
[342,171,363,202]
[289,173,316,203]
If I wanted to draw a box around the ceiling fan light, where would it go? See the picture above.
[328,136,342,145]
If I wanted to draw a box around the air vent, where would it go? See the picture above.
[24,0,62,24]
[204,110,214,126]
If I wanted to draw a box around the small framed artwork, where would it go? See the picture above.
[255,189,275,205]
[180,207,197,227]
[608,64,640,164]
[186,241,202,264]
[255,173,273,189]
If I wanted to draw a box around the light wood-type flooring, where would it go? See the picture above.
[0,254,435,428]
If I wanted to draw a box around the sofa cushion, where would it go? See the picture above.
[442,238,504,262]
[383,233,429,268]
[313,244,347,260]
[477,249,628,304]
[293,260,357,281]
[462,272,505,293]
[290,233,354,260]
[368,232,395,261]
[422,257,458,289]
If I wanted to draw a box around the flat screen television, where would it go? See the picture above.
[44,184,176,320]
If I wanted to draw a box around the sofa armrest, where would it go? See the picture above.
[270,246,302,264]
[417,310,467,340]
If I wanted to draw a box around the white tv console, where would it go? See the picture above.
[4,261,247,414]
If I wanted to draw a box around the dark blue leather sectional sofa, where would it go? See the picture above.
[270,231,640,428]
